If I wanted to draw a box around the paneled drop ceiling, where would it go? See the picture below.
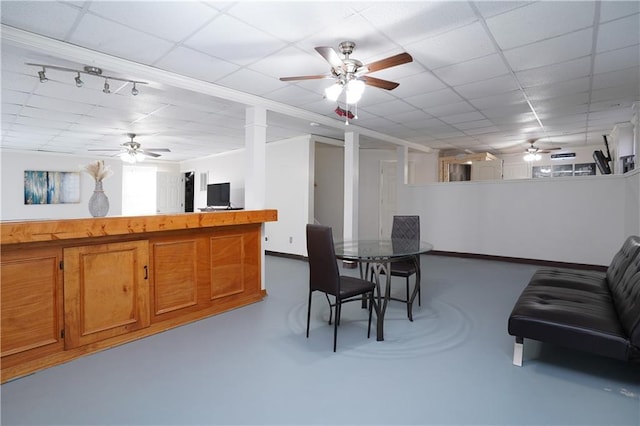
[1,1,639,162]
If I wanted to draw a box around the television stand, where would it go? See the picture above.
[198,207,244,212]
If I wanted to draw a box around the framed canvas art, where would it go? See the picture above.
[24,170,80,204]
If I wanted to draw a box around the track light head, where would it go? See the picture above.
[38,68,48,83]
[75,72,83,88]
[131,82,139,96]
[103,79,111,94]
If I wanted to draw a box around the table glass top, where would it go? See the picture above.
[334,239,433,260]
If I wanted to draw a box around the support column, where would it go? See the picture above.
[244,106,267,209]
[343,132,359,242]
[244,106,267,289]
[397,145,409,185]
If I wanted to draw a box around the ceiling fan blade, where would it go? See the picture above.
[88,148,122,152]
[315,46,344,70]
[142,151,162,158]
[280,75,332,82]
[363,52,413,73]
[361,75,400,90]
[144,148,171,152]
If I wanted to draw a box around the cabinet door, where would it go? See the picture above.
[63,241,149,349]
[1,247,64,360]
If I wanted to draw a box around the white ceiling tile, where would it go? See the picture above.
[87,2,219,43]
[359,99,416,117]
[433,54,510,86]
[525,78,591,101]
[600,1,640,22]
[474,2,534,19]
[216,69,283,95]
[408,22,497,69]
[470,90,527,110]
[593,44,640,74]
[485,1,595,50]
[69,14,174,64]
[184,14,287,65]
[154,46,239,83]
[405,88,464,109]
[227,2,347,43]
[0,1,81,40]
[385,109,433,124]
[592,66,640,90]
[516,56,592,88]
[263,85,321,107]
[590,85,639,103]
[454,74,520,99]
[503,29,593,71]
[361,1,477,45]
[532,93,591,113]
[439,111,485,125]
[424,101,476,117]
[453,119,495,130]
[596,14,640,53]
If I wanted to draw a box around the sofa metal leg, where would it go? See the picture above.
[513,337,523,367]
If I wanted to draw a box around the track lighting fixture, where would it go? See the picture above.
[26,63,147,96]
[38,67,47,83]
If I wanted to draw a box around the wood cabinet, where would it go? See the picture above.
[0,210,277,383]
[1,247,64,369]
[63,241,150,349]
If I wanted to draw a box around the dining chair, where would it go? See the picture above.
[306,224,375,351]
[382,215,421,318]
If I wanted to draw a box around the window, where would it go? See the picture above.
[122,166,157,216]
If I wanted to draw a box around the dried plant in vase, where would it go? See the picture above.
[83,160,113,182]
[82,160,113,217]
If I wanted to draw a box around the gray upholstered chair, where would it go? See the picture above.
[306,224,375,351]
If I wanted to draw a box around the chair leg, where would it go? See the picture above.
[367,292,373,339]
[325,294,333,325]
[406,276,411,318]
[513,337,524,366]
[306,290,313,338]
[333,301,340,352]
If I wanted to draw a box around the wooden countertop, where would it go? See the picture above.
[1,209,278,245]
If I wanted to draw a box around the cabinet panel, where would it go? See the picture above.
[1,248,63,358]
[63,241,149,349]
[210,235,244,300]
[152,239,198,315]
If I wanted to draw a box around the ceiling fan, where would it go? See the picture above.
[524,138,562,154]
[279,41,412,100]
[89,133,171,163]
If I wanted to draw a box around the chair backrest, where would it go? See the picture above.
[392,215,420,240]
[608,252,640,347]
[306,224,340,296]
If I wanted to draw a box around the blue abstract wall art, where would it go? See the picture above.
[24,171,80,204]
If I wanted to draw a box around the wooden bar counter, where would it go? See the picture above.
[0,210,277,383]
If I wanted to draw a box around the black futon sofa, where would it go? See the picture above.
[508,235,640,366]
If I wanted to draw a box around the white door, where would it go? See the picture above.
[379,160,397,239]
[156,172,184,214]
[471,160,503,181]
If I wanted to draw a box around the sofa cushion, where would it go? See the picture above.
[508,285,630,360]
[528,268,609,294]
[609,254,640,350]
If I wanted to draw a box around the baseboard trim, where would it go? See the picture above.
[427,250,607,271]
[265,250,608,272]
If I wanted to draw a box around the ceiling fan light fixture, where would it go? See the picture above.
[74,72,83,87]
[346,79,365,104]
[119,151,136,163]
[524,153,541,162]
[324,82,343,102]
[131,82,139,96]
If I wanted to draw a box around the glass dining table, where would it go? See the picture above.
[333,238,434,341]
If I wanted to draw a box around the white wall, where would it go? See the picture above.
[180,136,313,256]
[396,175,631,266]
[624,168,640,237]
[314,143,344,235]
[1,150,180,221]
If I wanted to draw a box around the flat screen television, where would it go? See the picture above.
[207,182,231,208]
[592,134,612,175]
